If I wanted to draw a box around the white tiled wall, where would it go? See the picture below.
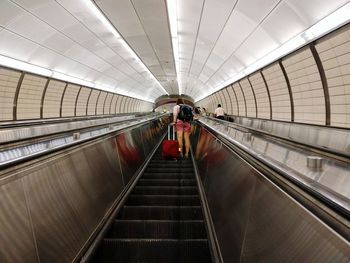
[223,88,232,115]
[0,68,21,121]
[239,78,256,117]
[316,26,350,128]
[283,48,325,125]
[110,95,118,114]
[87,90,100,115]
[249,72,271,119]
[209,95,215,112]
[115,96,123,113]
[131,98,136,112]
[262,63,291,121]
[104,93,113,114]
[43,80,66,118]
[227,85,238,115]
[233,83,246,116]
[61,84,80,117]
[17,74,47,120]
[120,96,127,113]
[76,87,91,116]
[218,90,227,114]
[96,91,107,115]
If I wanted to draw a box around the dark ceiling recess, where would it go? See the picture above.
[155,95,194,108]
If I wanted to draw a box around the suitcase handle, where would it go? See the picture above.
[168,124,176,140]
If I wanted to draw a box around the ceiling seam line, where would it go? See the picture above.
[9,0,151,90]
[54,0,160,91]
[193,0,240,83]
[202,0,283,86]
[130,0,174,94]
[186,0,206,93]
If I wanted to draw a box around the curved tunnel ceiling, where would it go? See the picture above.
[0,0,349,102]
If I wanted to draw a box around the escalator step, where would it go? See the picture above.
[138,179,196,186]
[94,239,211,263]
[108,220,206,239]
[126,195,200,206]
[133,186,198,195]
[118,206,203,220]
[142,173,194,179]
[147,163,193,168]
[145,168,194,173]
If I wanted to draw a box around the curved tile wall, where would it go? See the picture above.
[0,68,153,122]
[198,23,350,128]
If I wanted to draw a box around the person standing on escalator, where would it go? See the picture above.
[172,98,193,159]
[215,104,225,120]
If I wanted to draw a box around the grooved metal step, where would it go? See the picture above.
[138,179,196,186]
[142,173,194,179]
[91,144,211,262]
[145,168,194,173]
[117,206,203,220]
[93,239,211,263]
[126,195,200,206]
[108,220,206,239]
[133,186,198,195]
[147,163,193,168]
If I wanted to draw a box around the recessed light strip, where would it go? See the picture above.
[0,54,52,77]
[0,54,153,102]
[166,0,181,95]
[195,2,350,102]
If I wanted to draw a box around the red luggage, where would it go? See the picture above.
[162,125,179,159]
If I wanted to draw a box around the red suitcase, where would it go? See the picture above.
[162,125,179,159]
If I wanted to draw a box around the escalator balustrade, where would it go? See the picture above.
[92,145,212,263]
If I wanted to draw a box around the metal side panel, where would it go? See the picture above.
[0,180,39,263]
[241,175,350,263]
[193,125,350,263]
[19,137,124,263]
[115,129,146,184]
[139,120,163,157]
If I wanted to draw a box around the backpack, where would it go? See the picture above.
[177,105,193,122]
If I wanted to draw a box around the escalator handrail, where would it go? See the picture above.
[190,144,224,263]
[0,115,166,171]
[77,130,168,263]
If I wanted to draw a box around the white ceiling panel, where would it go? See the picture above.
[1,0,349,102]
[0,29,38,60]
[0,1,25,26]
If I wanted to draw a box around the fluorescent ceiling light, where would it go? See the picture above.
[83,0,169,96]
[166,0,181,95]
[52,72,95,87]
[305,2,350,39]
[195,2,350,102]
[0,55,52,77]
[0,53,154,102]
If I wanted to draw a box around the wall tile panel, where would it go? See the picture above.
[17,74,47,120]
[262,63,291,121]
[249,72,270,119]
[75,87,91,116]
[61,84,80,117]
[0,68,21,121]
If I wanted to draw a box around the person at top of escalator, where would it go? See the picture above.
[172,98,193,159]
[215,104,225,120]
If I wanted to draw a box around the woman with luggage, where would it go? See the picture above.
[172,98,192,159]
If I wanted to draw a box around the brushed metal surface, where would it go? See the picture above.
[232,116,350,157]
[0,116,167,263]
[0,180,39,263]
[116,129,146,184]
[199,118,350,213]
[139,120,161,157]
[193,125,350,262]
[241,175,350,263]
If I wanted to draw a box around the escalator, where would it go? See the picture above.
[91,146,212,263]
